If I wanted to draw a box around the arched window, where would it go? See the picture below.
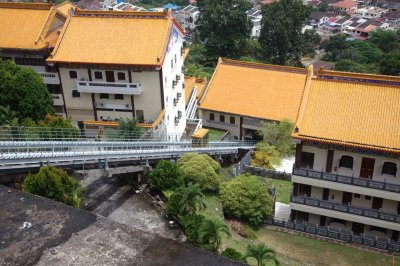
[382,162,397,176]
[339,155,353,169]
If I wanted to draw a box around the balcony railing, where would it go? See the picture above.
[291,194,400,224]
[52,94,64,106]
[39,72,60,85]
[94,102,132,110]
[76,80,142,95]
[293,167,400,193]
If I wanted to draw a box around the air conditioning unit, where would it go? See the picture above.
[173,80,178,86]
[177,92,182,98]
[173,98,178,106]
[176,74,180,81]
[125,104,130,108]
[178,111,182,118]
[174,117,179,125]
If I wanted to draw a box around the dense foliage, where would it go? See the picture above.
[166,183,205,216]
[0,60,54,123]
[116,118,143,140]
[149,160,184,190]
[180,213,207,246]
[258,119,295,156]
[221,248,246,263]
[177,153,221,191]
[251,143,281,169]
[322,31,400,75]
[245,242,279,266]
[259,0,317,66]
[196,0,252,60]
[220,175,274,225]
[35,115,79,140]
[199,217,231,252]
[23,166,83,207]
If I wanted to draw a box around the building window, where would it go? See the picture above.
[365,195,372,200]
[117,72,126,80]
[339,155,354,169]
[230,116,235,124]
[94,71,103,79]
[114,94,124,100]
[69,70,77,79]
[210,113,215,121]
[174,54,177,64]
[382,162,397,176]
[220,115,225,123]
[72,90,80,98]
[14,57,44,66]
[354,193,361,198]
[100,93,109,99]
[301,152,314,169]
[171,59,174,69]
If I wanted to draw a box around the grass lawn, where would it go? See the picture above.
[200,193,400,266]
[254,176,292,204]
[207,128,227,141]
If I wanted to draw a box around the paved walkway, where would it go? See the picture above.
[274,202,291,221]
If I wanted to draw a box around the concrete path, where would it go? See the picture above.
[275,202,291,221]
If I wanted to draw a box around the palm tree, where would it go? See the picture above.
[177,183,205,215]
[199,217,231,252]
[245,242,279,266]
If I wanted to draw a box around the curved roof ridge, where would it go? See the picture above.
[74,9,169,18]
[318,68,400,83]
[0,2,52,10]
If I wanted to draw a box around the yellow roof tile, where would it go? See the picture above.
[49,10,184,66]
[0,2,59,50]
[293,70,400,153]
[184,76,207,105]
[199,58,308,122]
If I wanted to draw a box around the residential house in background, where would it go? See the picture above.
[330,0,358,15]
[176,5,199,33]
[103,1,146,11]
[199,58,308,140]
[0,2,69,116]
[47,9,187,138]
[291,66,400,242]
[247,8,262,38]
[355,6,388,19]
[309,11,332,28]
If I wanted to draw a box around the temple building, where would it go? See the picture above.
[291,66,400,242]
[0,2,186,138]
[199,58,308,140]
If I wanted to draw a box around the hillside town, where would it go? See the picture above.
[0,0,399,265]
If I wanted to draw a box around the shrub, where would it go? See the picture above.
[251,143,281,169]
[149,160,184,191]
[221,248,246,263]
[180,214,206,246]
[220,175,274,225]
[177,153,221,191]
[23,166,83,207]
[166,183,205,216]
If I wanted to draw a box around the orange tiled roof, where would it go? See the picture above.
[0,2,64,50]
[199,58,308,122]
[48,9,185,66]
[56,1,76,17]
[184,76,207,106]
[331,0,357,9]
[293,68,400,153]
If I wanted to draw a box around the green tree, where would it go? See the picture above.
[251,143,281,169]
[318,2,329,11]
[23,166,83,207]
[301,29,321,57]
[379,49,400,76]
[0,105,18,126]
[258,119,295,156]
[0,60,54,122]
[117,118,143,140]
[196,0,252,60]
[166,183,205,216]
[220,175,274,225]
[180,214,207,246]
[177,153,221,191]
[199,217,231,252]
[259,0,312,66]
[322,34,349,61]
[334,59,374,73]
[149,160,184,191]
[221,248,246,263]
[34,114,80,140]
[245,242,279,266]
[369,29,400,53]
